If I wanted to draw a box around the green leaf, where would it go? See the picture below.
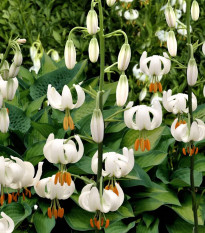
[1,202,32,225]
[18,66,34,85]
[0,145,21,158]
[26,95,46,117]
[39,53,58,75]
[117,201,134,218]
[30,60,87,99]
[104,221,135,233]
[33,211,55,233]
[25,141,45,166]
[31,122,57,138]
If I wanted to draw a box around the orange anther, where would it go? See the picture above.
[48,207,52,219]
[68,115,75,130]
[54,209,58,219]
[66,172,71,186]
[140,138,145,152]
[94,217,98,227]
[101,217,104,227]
[190,149,194,156]
[22,193,25,201]
[158,82,162,92]
[54,172,60,185]
[96,220,101,230]
[195,147,198,155]
[134,139,140,151]
[145,139,151,151]
[0,195,4,206]
[153,83,158,93]
[182,148,186,155]
[57,208,61,218]
[175,121,180,129]
[149,83,154,92]
[6,108,9,114]
[60,208,64,218]
[60,173,64,186]
[90,219,94,228]
[187,147,190,154]
[105,185,109,190]
[105,219,110,228]
[28,190,31,198]
[13,194,18,202]
[113,186,119,196]
[8,193,12,204]
[63,116,69,131]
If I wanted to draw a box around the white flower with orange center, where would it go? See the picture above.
[47,84,85,131]
[124,100,162,151]
[0,212,14,233]
[91,147,134,178]
[78,182,124,230]
[34,175,75,219]
[140,51,171,93]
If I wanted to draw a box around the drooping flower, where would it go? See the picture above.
[116,74,129,106]
[78,182,124,229]
[91,147,134,178]
[51,50,60,62]
[0,108,9,133]
[140,52,171,93]
[64,39,76,70]
[106,0,116,7]
[88,38,99,63]
[35,175,75,219]
[165,4,176,28]
[118,43,131,71]
[90,108,104,143]
[124,100,162,151]
[0,212,14,233]
[86,10,98,35]
[124,9,139,20]
[8,63,19,79]
[162,89,197,114]
[13,51,23,67]
[171,118,205,156]
[0,77,18,101]
[187,58,198,86]
[167,31,177,57]
[155,30,168,45]
[47,84,85,130]
[191,0,199,21]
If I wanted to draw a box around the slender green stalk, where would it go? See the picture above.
[186,0,198,232]
[0,43,11,70]
[104,30,128,43]
[96,0,105,190]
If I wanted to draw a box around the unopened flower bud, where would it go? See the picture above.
[6,78,19,100]
[202,42,205,55]
[167,31,177,57]
[86,10,98,35]
[1,61,9,80]
[88,38,99,63]
[64,39,76,70]
[9,63,20,78]
[106,0,116,7]
[139,87,147,101]
[165,5,176,28]
[191,1,199,21]
[51,50,60,61]
[14,50,23,67]
[187,58,198,86]
[0,108,9,133]
[90,109,104,143]
[203,86,205,97]
[116,74,129,106]
[17,38,26,44]
[118,44,131,71]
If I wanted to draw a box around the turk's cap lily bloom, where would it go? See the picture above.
[0,212,14,233]
[124,100,162,131]
[187,58,198,86]
[165,5,176,28]
[155,30,168,43]
[116,74,129,106]
[43,134,84,164]
[118,43,131,71]
[0,108,9,133]
[133,64,151,82]
[124,9,139,20]
[29,57,41,74]
[34,175,75,200]
[90,108,104,143]
[8,63,19,79]
[106,0,116,7]
[191,0,199,21]
[47,84,85,111]
[163,89,197,114]
[13,50,23,67]
[78,182,124,213]
[91,147,134,178]
[88,38,99,63]
[64,39,76,70]
[0,77,18,101]
[171,118,205,143]
[86,10,98,35]
[167,31,177,57]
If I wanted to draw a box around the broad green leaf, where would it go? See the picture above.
[31,122,57,138]
[117,201,134,218]
[18,66,34,85]
[26,95,46,117]
[69,156,93,175]
[39,53,58,75]
[193,104,205,121]
[33,211,55,233]
[25,141,45,166]
[104,221,135,233]
[0,145,21,158]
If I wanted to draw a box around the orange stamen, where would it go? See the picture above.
[182,148,186,155]
[54,172,60,185]
[187,147,190,154]
[94,217,98,227]
[90,219,94,228]
[22,193,25,201]
[195,147,198,155]
[66,172,72,186]
[0,195,4,206]
[113,186,119,196]
[48,207,52,219]
[101,217,104,227]
[153,83,158,93]
[68,115,75,130]
[60,208,64,218]
[105,219,110,228]
[140,138,145,152]
[54,209,58,219]
[158,82,162,92]
[145,139,151,151]
[175,121,180,129]
[28,190,31,198]
[134,139,140,151]
[63,116,69,131]
[60,173,65,186]
[8,194,12,204]
[149,83,154,92]
[96,220,101,230]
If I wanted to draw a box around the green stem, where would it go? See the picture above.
[96,0,105,190]
[104,62,118,73]
[186,0,198,232]
[104,30,128,43]
[71,173,96,184]
[68,27,88,39]
[0,42,11,70]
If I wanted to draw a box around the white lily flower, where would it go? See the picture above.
[0,108,9,133]
[8,63,19,78]
[124,9,139,20]
[187,58,198,86]
[88,38,99,63]
[203,86,205,97]
[120,0,133,2]
[163,89,197,114]
[118,43,131,71]
[14,51,23,67]
[79,182,124,213]
[151,93,162,105]
[171,118,205,143]
[86,10,98,35]
[64,39,76,70]
[202,42,205,55]
[139,88,147,101]
[106,0,116,7]
[165,5,176,28]
[0,92,3,108]
[29,57,41,74]
[167,31,177,57]
[0,212,14,233]
[47,84,85,111]
[116,74,129,106]
[43,134,84,164]
[124,101,162,151]
[175,9,182,19]
[133,64,150,82]
[91,147,134,178]
[191,1,199,21]
[90,109,104,143]
[0,77,18,101]
[155,30,168,43]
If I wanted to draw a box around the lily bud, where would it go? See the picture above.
[202,42,205,55]
[1,61,9,80]
[116,74,129,106]
[118,43,131,71]
[187,58,198,86]
[9,63,20,78]
[165,5,176,28]
[139,87,147,101]
[106,0,116,7]
[88,38,99,63]
[17,38,26,44]
[203,86,205,97]
[64,39,76,70]
[6,78,19,100]
[51,50,60,61]
[191,1,199,21]
[167,31,177,57]
[14,50,23,67]
[0,108,9,133]
[90,109,104,143]
[86,10,98,35]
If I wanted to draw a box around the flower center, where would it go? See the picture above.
[48,199,64,219]
[105,184,119,196]
[54,171,71,186]
[175,120,186,129]
[182,145,198,156]
[134,138,151,152]
[63,111,75,131]
[90,216,109,230]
